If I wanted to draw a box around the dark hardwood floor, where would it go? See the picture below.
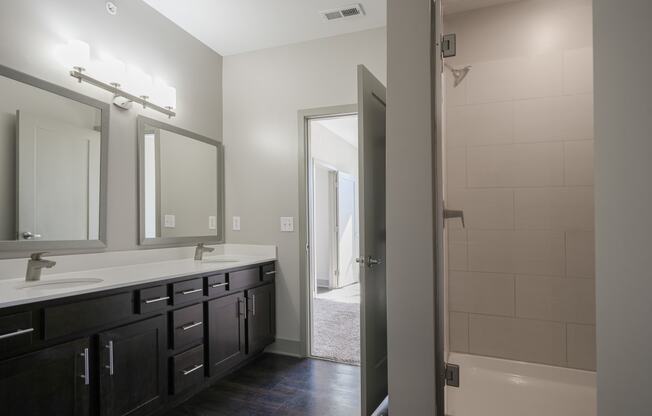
[162,353,361,416]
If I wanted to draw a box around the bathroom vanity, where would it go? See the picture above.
[0,255,276,416]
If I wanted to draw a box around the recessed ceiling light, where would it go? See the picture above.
[106,2,118,16]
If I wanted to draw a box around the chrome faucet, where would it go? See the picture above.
[25,252,56,282]
[194,243,214,261]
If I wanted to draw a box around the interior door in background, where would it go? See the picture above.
[358,64,388,416]
[17,111,100,241]
[337,171,359,288]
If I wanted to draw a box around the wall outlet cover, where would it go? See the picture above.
[164,214,176,228]
[208,216,217,230]
[232,216,241,231]
[280,216,294,232]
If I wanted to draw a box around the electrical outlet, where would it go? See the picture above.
[164,214,175,228]
[280,216,294,232]
[232,216,241,231]
[208,216,217,230]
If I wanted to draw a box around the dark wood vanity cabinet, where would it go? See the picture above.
[0,337,91,416]
[98,316,166,416]
[0,261,276,416]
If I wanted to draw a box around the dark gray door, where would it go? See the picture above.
[357,64,388,416]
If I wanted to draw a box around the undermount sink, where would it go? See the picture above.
[15,277,104,290]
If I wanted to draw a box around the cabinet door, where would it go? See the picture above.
[98,316,166,416]
[207,293,246,376]
[246,283,276,354]
[0,338,90,416]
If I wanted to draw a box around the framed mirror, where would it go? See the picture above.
[0,65,109,257]
[138,116,224,246]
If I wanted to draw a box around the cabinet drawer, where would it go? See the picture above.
[44,292,133,340]
[172,278,204,305]
[171,303,204,350]
[171,344,205,394]
[205,273,228,297]
[137,285,170,314]
[228,268,259,291]
[0,312,34,354]
[262,264,276,282]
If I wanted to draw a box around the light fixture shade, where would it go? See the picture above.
[126,65,153,98]
[56,39,90,70]
[153,79,177,109]
[94,55,126,87]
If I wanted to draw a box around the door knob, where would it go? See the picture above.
[356,256,383,268]
[22,231,42,240]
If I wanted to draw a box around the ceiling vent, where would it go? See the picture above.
[320,4,365,21]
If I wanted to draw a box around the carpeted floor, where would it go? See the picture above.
[311,284,360,365]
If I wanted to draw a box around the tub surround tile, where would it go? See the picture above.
[447,188,515,230]
[513,95,594,143]
[469,314,566,366]
[446,147,467,190]
[515,276,596,324]
[466,58,519,104]
[512,51,563,100]
[449,271,515,316]
[563,47,594,95]
[566,231,595,278]
[564,140,594,186]
[567,324,596,371]
[514,187,594,230]
[449,312,470,353]
[446,101,514,148]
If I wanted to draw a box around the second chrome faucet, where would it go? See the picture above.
[194,243,214,261]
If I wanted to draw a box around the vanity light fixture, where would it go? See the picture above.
[59,39,177,118]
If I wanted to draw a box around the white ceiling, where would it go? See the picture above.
[442,0,524,15]
[315,115,358,148]
[141,0,387,56]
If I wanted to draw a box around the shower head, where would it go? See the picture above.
[445,63,472,87]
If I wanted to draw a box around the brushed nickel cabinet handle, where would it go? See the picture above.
[105,340,114,376]
[182,364,203,376]
[0,327,34,340]
[80,347,90,385]
[181,321,203,331]
[181,288,202,295]
[265,271,276,276]
[211,282,228,288]
[144,296,169,304]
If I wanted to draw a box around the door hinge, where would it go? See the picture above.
[444,363,460,387]
[441,33,456,58]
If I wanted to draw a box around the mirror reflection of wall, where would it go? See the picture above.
[140,119,223,244]
[0,73,102,242]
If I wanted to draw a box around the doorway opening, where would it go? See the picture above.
[306,112,361,365]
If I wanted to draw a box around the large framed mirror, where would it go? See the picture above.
[0,65,109,257]
[138,116,224,246]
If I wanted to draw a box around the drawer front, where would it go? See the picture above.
[171,344,205,394]
[137,285,170,314]
[172,278,204,305]
[0,312,34,354]
[261,263,276,282]
[228,268,259,291]
[205,273,228,297]
[171,303,204,349]
[44,292,133,340]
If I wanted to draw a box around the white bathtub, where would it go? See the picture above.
[445,353,596,416]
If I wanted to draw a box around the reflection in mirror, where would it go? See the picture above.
[138,117,224,246]
[0,68,105,246]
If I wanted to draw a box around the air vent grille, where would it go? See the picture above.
[320,4,365,21]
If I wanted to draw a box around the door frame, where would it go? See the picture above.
[297,104,357,358]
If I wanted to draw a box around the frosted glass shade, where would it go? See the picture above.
[93,56,126,87]
[126,65,153,98]
[56,39,90,70]
[153,79,177,109]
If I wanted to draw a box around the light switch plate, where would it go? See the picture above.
[208,216,217,230]
[280,216,294,232]
[164,214,176,228]
[232,216,241,231]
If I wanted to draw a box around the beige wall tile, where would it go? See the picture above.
[446,101,513,148]
[448,229,468,271]
[565,140,594,186]
[563,47,594,95]
[467,143,564,188]
[513,51,563,99]
[469,314,566,366]
[447,188,514,230]
[446,147,467,190]
[449,312,470,353]
[515,276,596,324]
[466,58,518,104]
[566,231,595,278]
[513,95,593,143]
[468,230,565,276]
[514,187,594,230]
[445,71,467,107]
[567,324,596,371]
[449,271,515,316]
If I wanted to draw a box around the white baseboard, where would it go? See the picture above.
[265,338,304,357]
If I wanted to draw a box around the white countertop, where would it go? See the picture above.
[0,245,276,309]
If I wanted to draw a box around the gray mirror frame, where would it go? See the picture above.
[0,64,109,259]
[137,116,225,247]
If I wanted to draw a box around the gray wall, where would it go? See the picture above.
[386,0,438,414]
[594,0,652,414]
[0,0,223,251]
